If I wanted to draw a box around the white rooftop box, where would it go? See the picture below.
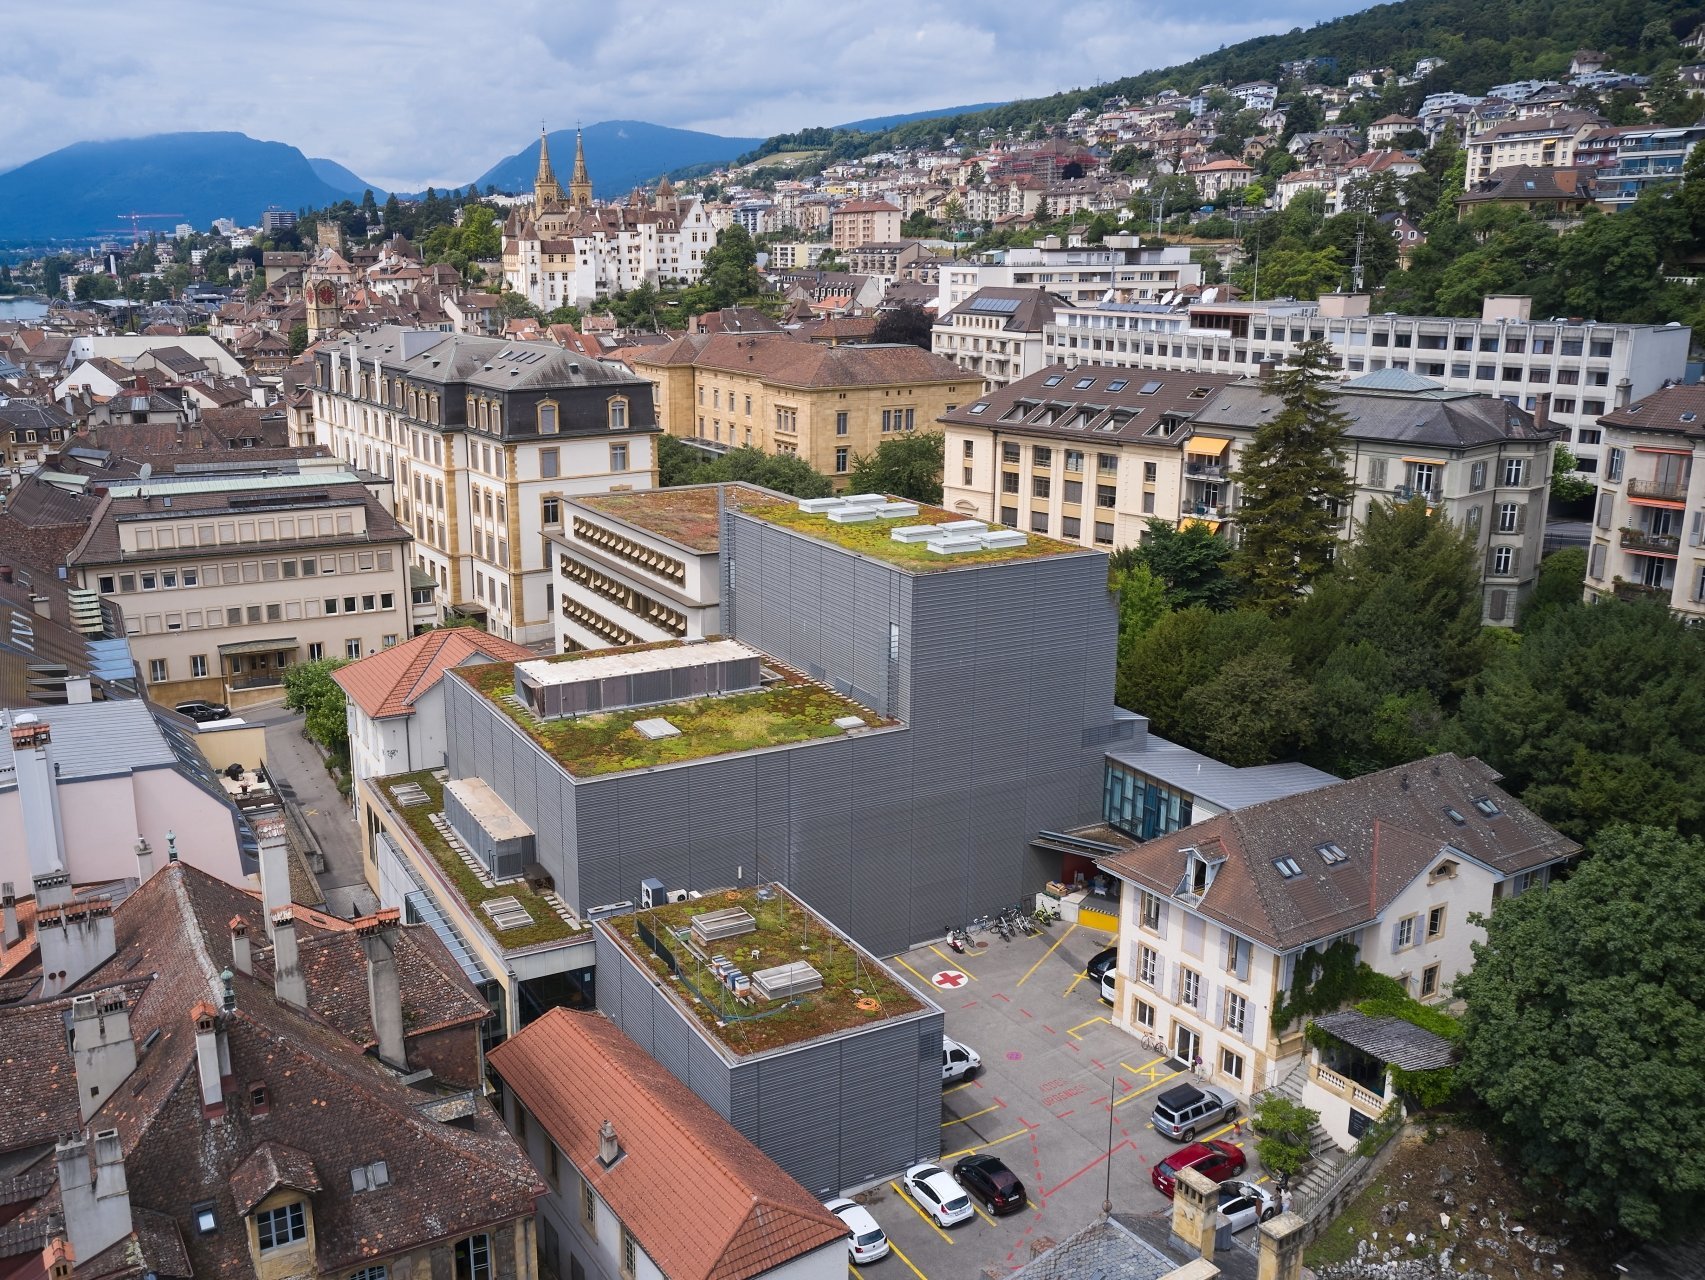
[827,507,876,524]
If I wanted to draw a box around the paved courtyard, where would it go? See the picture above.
[845,921,1266,1278]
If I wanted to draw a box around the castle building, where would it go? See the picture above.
[501,128,716,311]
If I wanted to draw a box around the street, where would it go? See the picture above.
[247,701,378,918]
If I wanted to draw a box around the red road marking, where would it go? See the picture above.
[1065,1041,1081,1052]
[1040,1138,1133,1198]
[931,970,968,989]
[992,992,1011,1002]
[960,999,979,1009]
[1091,1058,1107,1070]
[1054,1108,1075,1119]
[1019,1008,1034,1018]
[1015,1116,1038,1129]
[1042,1024,1056,1034]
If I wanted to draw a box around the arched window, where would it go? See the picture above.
[538,401,559,434]
[608,398,628,431]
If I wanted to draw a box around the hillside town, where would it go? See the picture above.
[2,9,1704,1280]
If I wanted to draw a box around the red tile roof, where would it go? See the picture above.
[333,629,535,720]
[489,1009,846,1280]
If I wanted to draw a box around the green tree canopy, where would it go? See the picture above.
[870,300,934,349]
[1453,598,1705,839]
[846,431,945,504]
[1520,547,1587,627]
[1112,518,1239,610]
[658,436,833,498]
[282,659,350,763]
[1230,340,1355,613]
[1455,823,1705,1239]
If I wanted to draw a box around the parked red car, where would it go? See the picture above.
[1150,1139,1248,1198]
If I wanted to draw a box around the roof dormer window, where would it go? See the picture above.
[1315,842,1348,865]
[1471,796,1501,817]
[1176,845,1223,899]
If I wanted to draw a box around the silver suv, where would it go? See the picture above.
[1150,1082,1240,1141]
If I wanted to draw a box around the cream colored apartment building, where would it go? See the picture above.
[65,473,413,708]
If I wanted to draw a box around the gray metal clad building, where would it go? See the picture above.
[441,492,1130,957]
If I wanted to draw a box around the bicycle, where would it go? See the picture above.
[1033,903,1059,927]
[1137,1029,1167,1055]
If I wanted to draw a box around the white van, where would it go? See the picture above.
[942,1036,980,1083]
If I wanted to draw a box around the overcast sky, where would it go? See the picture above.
[4,0,1368,190]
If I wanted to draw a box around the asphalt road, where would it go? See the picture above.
[249,702,377,918]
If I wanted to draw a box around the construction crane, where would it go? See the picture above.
[112,212,184,245]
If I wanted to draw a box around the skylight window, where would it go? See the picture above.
[1074,377,1097,390]
[1042,375,1064,387]
[1107,380,1128,392]
[1682,412,1698,423]
[1316,842,1348,865]
[1444,806,1467,826]
[968,403,988,414]
[1274,856,1303,878]
[1471,796,1502,817]
[1138,380,1163,394]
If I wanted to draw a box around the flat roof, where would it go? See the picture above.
[458,642,890,777]
[444,776,533,841]
[516,639,758,688]
[735,491,1088,572]
[571,485,752,554]
[599,882,930,1058]
[1108,733,1338,811]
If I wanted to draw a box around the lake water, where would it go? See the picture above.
[0,298,48,321]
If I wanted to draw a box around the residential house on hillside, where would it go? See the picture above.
[931,286,1073,391]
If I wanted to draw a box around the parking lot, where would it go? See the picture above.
[846,920,1263,1278]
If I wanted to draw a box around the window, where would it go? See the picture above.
[1139,944,1159,986]
[1420,964,1441,998]
[1002,472,1020,494]
[190,654,208,678]
[256,1202,306,1252]
[1098,453,1118,474]
[1427,905,1446,939]
[580,1176,598,1236]
[1002,442,1021,463]
[610,443,628,471]
[1140,891,1162,931]
[1032,476,1050,499]
[1498,503,1519,533]
[193,1202,218,1235]
[1094,521,1114,546]
[1179,968,1201,1008]
[1469,461,1487,492]
[1030,510,1049,534]
[1606,448,1624,482]
[454,1233,491,1280]
[1134,997,1156,1028]
[546,1141,559,1185]
[148,658,168,682]
[1394,916,1416,950]
[1224,991,1247,1034]
[621,1229,638,1279]
[1000,506,1018,527]
[1502,457,1526,486]
[351,1269,388,1280]
[1033,445,1052,468]
[1098,484,1117,508]
[1220,1047,1245,1079]
[836,411,849,436]
[308,642,324,661]
[346,639,362,659]
[835,447,849,473]
[963,440,975,459]
[542,496,561,525]
[608,399,627,431]
[537,402,558,434]
[540,448,560,479]
[1143,461,1157,482]
[98,574,116,594]
[1493,545,1514,576]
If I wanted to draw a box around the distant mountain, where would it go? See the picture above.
[471,120,762,198]
[827,103,1009,133]
[308,157,385,200]
[0,132,359,240]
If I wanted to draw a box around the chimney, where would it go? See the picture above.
[1534,391,1551,433]
[191,1001,226,1116]
[34,871,72,909]
[1257,359,1276,381]
[1,882,17,948]
[38,900,116,998]
[1256,1211,1307,1280]
[10,714,69,878]
[597,1120,624,1169]
[1614,378,1633,410]
[229,916,251,975]
[134,837,154,883]
[1170,1166,1221,1262]
[71,992,137,1122]
[55,1131,131,1264]
[270,907,307,1008]
[357,909,407,1069]
[258,821,291,938]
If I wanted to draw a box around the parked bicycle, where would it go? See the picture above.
[1033,902,1059,927]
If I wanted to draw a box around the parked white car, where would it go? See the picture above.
[1217,1180,1279,1232]
[823,1197,890,1265]
[901,1162,975,1227]
[942,1036,980,1083]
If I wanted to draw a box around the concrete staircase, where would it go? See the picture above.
[1253,1057,1346,1203]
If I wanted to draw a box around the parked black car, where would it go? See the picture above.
[952,1154,1027,1215]
[1086,945,1118,981]
[174,700,232,723]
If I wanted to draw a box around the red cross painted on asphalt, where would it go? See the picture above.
[932,970,968,989]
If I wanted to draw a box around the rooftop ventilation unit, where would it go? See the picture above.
[690,906,758,944]
[833,715,866,730]
[633,717,681,740]
[875,501,919,519]
[826,507,876,524]
[890,525,947,544]
[937,519,987,534]
[751,961,824,1001]
[797,497,844,514]
[839,493,887,508]
[929,534,987,555]
[980,529,1028,550]
[390,782,431,807]
[481,896,534,931]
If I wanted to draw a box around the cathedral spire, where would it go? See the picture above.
[534,126,563,207]
[569,126,593,208]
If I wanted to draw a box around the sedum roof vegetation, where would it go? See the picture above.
[459,646,887,777]
[603,883,923,1054]
[378,770,587,949]
[735,492,1084,570]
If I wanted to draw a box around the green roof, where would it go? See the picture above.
[601,883,926,1056]
[459,644,889,777]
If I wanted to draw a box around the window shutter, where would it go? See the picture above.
[1515,503,1527,533]
[1489,589,1508,622]
[1391,922,1405,953]
[1510,549,1521,577]
[1156,901,1169,939]
[1484,545,1496,576]
[1596,492,1613,529]
[1589,542,1606,578]
[1210,983,1226,1027]
[1245,1002,1264,1045]
[1691,511,1702,547]
[1235,942,1251,983]
[1370,458,1387,488]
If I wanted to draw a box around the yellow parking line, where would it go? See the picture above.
[929,944,975,975]
[892,954,937,989]
[1113,1066,1183,1107]
[1063,972,1089,998]
[942,1103,1002,1128]
[889,1180,954,1245]
[971,1202,999,1226]
[943,1079,979,1096]
[943,1126,1032,1160]
[886,1240,931,1280]
[1066,1014,1108,1038]
[1015,922,1077,987]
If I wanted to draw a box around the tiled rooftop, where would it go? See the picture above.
[599,882,926,1057]
[458,642,888,777]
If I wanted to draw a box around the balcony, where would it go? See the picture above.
[1309,1061,1396,1117]
[1619,528,1682,554]
[1185,462,1226,480]
[1613,578,1673,602]
[1185,502,1234,520]
[1391,484,1440,503]
[1627,477,1690,503]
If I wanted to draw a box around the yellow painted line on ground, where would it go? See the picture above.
[943,1079,979,1096]
[929,943,975,975]
[1062,972,1089,998]
[1065,1013,1108,1038]
[890,1181,954,1245]
[1204,1118,1249,1144]
[942,1103,1003,1128]
[892,954,938,990]
[971,1202,999,1226]
[1015,922,1077,987]
[1113,1065,1183,1108]
[885,1240,931,1280]
[943,1126,1034,1160]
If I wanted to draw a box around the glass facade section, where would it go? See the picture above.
[1103,762,1193,840]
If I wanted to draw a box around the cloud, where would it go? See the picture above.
[0,0,1368,189]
